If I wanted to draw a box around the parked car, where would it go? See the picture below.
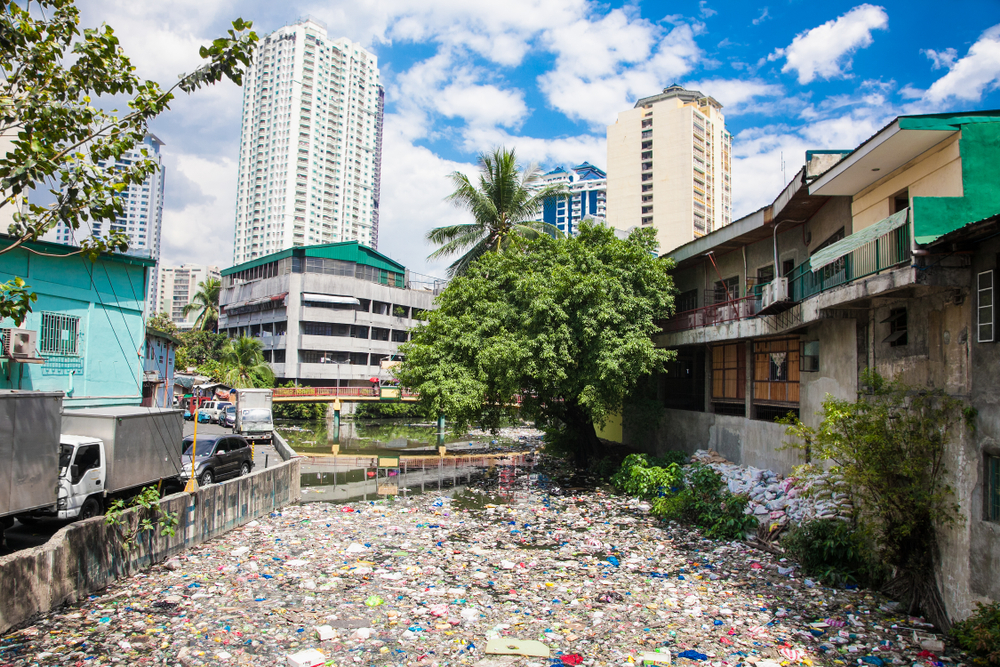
[178,434,254,486]
[197,409,212,423]
[220,405,236,429]
[198,401,233,424]
[183,408,193,421]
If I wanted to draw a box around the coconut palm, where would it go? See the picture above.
[219,336,274,388]
[182,277,221,332]
[427,147,567,277]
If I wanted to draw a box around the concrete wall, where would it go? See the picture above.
[627,408,804,476]
[0,459,301,634]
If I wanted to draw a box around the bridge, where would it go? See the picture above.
[271,386,419,403]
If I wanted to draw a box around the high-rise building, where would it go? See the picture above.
[536,162,607,236]
[232,18,384,265]
[49,133,166,311]
[157,264,221,330]
[606,85,732,254]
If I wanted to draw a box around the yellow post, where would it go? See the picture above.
[184,402,200,493]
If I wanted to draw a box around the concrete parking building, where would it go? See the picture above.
[218,241,436,386]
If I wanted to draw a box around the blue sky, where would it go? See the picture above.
[74,0,1000,277]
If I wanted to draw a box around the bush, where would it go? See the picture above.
[781,518,883,587]
[352,401,429,420]
[952,602,1000,666]
[588,455,622,481]
[611,454,683,499]
[680,464,757,540]
[651,451,690,467]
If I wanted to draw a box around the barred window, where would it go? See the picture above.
[978,270,994,343]
[40,312,80,356]
[988,454,1000,523]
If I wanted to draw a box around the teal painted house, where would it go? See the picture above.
[0,237,153,407]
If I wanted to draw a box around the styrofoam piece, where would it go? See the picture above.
[287,648,326,667]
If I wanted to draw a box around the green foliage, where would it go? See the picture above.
[219,336,274,388]
[650,493,687,521]
[104,487,179,551]
[651,451,690,467]
[398,220,675,459]
[427,147,568,277]
[147,312,179,336]
[351,401,429,420]
[678,464,757,540]
[271,383,326,420]
[588,455,624,481]
[952,602,1000,666]
[781,519,883,587]
[175,330,229,370]
[182,278,221,332]
[782,369,970,627]
[0,0,256,323]
[610,454,683,499]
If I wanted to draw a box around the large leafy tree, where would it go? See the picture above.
[182,277,221,332]
[399,221,675,458]
[219,336,274,388]
[427,147,566,277]
[0,0,257,324]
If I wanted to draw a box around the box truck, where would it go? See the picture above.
[234,388,273,443]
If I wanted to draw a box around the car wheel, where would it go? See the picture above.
[199,469,214,486]
[80,497,102,520]
[240,462,251,477]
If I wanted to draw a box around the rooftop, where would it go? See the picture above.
[221,241,406,277]
[634,84,722,111]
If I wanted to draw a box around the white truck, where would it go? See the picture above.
[0,391,184,544]
[234,388,274,443]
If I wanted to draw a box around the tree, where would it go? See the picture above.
[426,147,566,277]
[0,0,257,324]
[219,336,274,388]
[174,330,228,371]
[147,311,179,336]
[182,277,221,332]
[398,220,675,459]
[781,370,972,631]
[271,382,326,420]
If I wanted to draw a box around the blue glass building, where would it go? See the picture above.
[537,162,607,236]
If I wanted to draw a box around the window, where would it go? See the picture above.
[40,312,80,355]
[979,271,994,343]
[988,454,1000,522]
[882,308,908,347]
[757,265,775,284]
[892,189,909,214]
[711,343,745,402]
[712,277,739,304]
[677,289,698,312]
[752,338,800,408]
[71,444,101,484]
[800,340,819,372]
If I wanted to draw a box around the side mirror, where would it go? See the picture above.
[71,464,80,482]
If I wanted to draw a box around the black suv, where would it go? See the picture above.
[180,434,254,486]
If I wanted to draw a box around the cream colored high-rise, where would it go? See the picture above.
[606,85,732,255]
[232,18,384,265]
[156,264,221,330]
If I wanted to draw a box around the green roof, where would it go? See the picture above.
[221,241,406,276]
[899,110,1000,132]
[0,234,157,268]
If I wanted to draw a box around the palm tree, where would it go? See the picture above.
[182,277,221,332]
[427,147,566,277]
[219,336,275,388]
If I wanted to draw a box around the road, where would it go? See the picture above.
[1,418,284,555]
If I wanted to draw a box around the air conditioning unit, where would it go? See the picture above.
[1,328,38,359]
[760,277,790,311]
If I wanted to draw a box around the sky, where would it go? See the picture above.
[73,0,1000,279]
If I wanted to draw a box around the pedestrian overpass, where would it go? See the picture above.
[271,386,419,403]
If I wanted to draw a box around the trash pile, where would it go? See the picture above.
[0,456,960,667]
[690,450,854,528]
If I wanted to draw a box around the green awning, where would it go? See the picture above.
[810,209,909,273]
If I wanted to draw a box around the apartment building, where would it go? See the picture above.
[218,241,435,386]
[633,111,1000,623]
[535,162,607,236]
[606,85,732,254]
[232,18,384,265]
[48,134,166,313]
[157,264,221,330]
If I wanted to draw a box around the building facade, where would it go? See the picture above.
[48,134,166,313]
[638,111,1000,623]
[0,236,153,407]
[143,327,180,407]
[537,162,606,236]
[606,85,732,254]
[232,18,384,265]
[218,242,435,386]
[156,264,221,329]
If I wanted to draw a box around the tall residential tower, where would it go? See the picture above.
[157,264,221,330]
[49,133,166,312]
[232,18,384,265]
[606,85,732,255]
[536,162,607,236]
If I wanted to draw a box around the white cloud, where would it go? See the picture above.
[538,12,701,127]
[699,1,717,19]
[922,25,1000,103]
[770,4,888,84]
[682,78,784,114]
[159,153,238,267]
[923,47,958,70]
[459,128,607,170]
[752,7,770,26]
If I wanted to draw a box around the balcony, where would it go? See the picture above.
[661,295,761,333]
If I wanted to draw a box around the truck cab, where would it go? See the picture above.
[57,435,107,520]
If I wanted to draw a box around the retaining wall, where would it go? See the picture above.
[0,459,301,634]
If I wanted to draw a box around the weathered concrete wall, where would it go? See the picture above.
[0,459,301,634]
[629,408,804,476]
[798,318,859,428]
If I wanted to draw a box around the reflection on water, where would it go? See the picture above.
[279,419,500,457]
